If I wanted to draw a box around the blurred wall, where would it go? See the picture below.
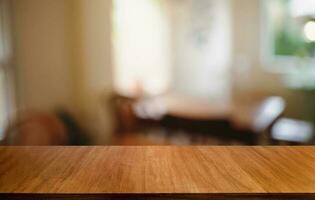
[169,0,232,102]
[231,0,284,103]
[69,0,114,144]
[11,0,114,144]
[12,0,74,112]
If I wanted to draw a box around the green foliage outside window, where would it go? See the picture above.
[270,0,315,58]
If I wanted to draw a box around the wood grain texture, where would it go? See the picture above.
[0,146,315,199]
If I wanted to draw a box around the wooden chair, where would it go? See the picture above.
[3,112,68,145]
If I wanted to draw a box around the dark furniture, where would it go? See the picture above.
[111,94,288,145]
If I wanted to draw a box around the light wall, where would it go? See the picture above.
[69,0,114,144]
[231,0,284,103]
[11,0,114,143]
[12,0,73,112]
[169,0,232,101]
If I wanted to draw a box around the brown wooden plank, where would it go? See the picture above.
[1,194,315,200]
[0,146,315,198]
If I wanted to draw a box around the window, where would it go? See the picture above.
[112,0,171,97]
[0,68,9,140]
[0,0,14,141]
[263,0,315,88]
[264,0,315,67]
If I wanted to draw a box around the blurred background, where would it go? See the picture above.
[0,0,315,146]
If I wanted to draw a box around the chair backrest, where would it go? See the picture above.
[252,96,286,133]
[4,112,68,145]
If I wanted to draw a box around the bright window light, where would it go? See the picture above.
[290,0,315,17]
[113,0,171,96]
[304,21,315,42]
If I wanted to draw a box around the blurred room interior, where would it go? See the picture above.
[0,0,315,146]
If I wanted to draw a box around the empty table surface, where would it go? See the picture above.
[1,146,315,199]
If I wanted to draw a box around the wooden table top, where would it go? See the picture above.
[1,146,315,199]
